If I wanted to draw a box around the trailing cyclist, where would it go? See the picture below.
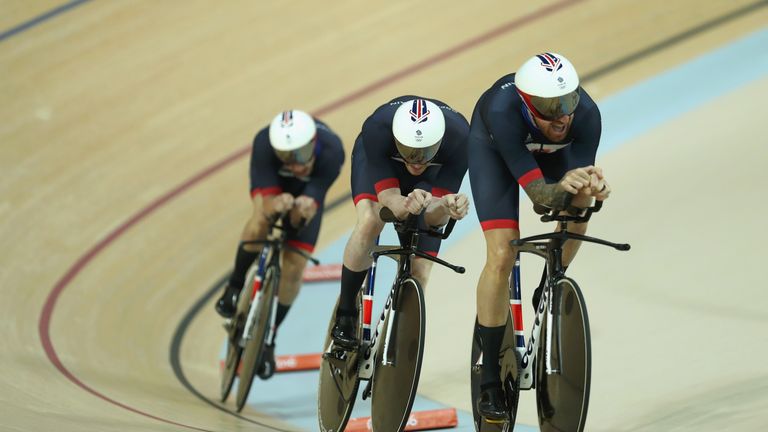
[215,109,345,378]
[466,52,612,421]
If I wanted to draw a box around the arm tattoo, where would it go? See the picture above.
[524,179,572,210]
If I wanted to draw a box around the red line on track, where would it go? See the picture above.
[37,1,581,429]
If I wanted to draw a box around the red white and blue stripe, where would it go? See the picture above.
[536,52,563,72]
[281,110,294,127]
[408,98,430,124]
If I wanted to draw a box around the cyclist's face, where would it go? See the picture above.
[284,158,314,177]
[533,113,574,143]
[405,163,428,176]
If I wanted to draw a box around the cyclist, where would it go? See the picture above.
[467,53,612,421]
[331,96,469,350]
[215,109,345,378]
[330,96,471,350]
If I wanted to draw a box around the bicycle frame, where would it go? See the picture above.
[237,217,319,348]
[359,237,416,380]
[510,248,560,391]
[318,209,463,432]
[509,202,630,390]
[357,216,462,382]
[239,238,278,346]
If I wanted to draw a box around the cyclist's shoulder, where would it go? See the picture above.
[481,73,519,104]
[253,125,271,145]
[475,74,525,127]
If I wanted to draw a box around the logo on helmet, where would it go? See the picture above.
[536,53,563,73]
[409,99,430,124]
[414,129,424,143]
[281,110,294,127]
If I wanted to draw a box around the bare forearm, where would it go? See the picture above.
[377,188,405,212]
[523,179,571,209]
[261,195,278,216]
[424,200,450,227]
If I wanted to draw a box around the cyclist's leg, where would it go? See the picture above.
[273,205,320,337]
[411,258,434,288]
[342,198,384,272]
[561,219,588,266]
[531,219,582,310]
[216,193,270,317]
[332,143,385,348]
[397,180,439,288]
[408,218,439,289]
[275,247,308,324]
[468,120,521,419]
[250,202,320,378]
[331,198,384,348]
[246,246,309,379]
[477,228,520,400]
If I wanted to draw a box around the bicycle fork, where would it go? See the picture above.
[241,248,270,347]
[511,255,563,390]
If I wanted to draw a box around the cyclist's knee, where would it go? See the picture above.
[281,251,308,284]
[243,214,269,240]
[568,220,589,235]
[485,244,516,275]
[412,258,434,287]
[282,250,308,271]
[355,208,384,239]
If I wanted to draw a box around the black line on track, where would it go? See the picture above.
[167,197,350,430]
[169,273,299,431]
[0,0,92,43]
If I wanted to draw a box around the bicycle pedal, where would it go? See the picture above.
[361,380,372,400]
[322,349,347,361]
[222,319,233,331]
[323,351,353,375]
[482,417,507,425]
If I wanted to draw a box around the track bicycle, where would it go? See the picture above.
[471,201,630,431]
[318,207,465,432]
[219,214,319,412]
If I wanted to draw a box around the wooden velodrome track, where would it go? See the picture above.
[2,1,767,431]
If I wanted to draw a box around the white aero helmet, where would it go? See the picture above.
[515,52,580,120]
[268,110,317,164]
[392,98,445,165]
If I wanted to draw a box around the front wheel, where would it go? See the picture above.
[536,277,591,432]
[234,266,278,412]
[220,334,242,402]
[370,278,426,431]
